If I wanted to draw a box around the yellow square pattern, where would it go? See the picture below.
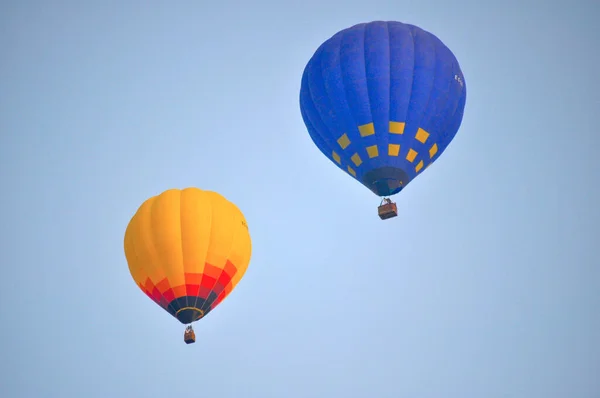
[415,160,424,172]
[406,148,417,162]
[389,121,405,134]
[415,128,429,143]
[337,133,350,149]
[366,145,379,158]
[358,123,375,137]
[332,151,341,164]
[429,143,438,158]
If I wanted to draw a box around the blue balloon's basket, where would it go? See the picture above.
[378,199,398,220]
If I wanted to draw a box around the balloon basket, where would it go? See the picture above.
[378,199,398,220]
[184,325,196,344]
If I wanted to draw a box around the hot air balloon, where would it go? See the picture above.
[299,21,466,220]
[123,187,252,344]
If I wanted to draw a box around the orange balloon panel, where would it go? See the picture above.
[124,188,252,324]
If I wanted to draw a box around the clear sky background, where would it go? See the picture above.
[1,1,599,397]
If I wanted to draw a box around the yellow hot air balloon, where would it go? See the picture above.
[124,187,251,344]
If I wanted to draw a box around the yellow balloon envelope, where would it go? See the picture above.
[124,187,252,324]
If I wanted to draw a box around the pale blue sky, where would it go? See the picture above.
[1,1,599,397]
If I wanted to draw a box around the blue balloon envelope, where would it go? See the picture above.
[300,21,466,197]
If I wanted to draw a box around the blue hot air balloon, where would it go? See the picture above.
[299,21,466,219]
